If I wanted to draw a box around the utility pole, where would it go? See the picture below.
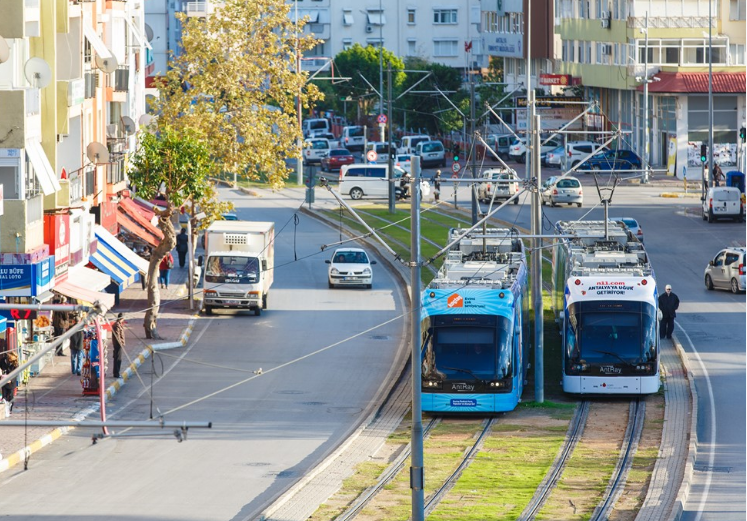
[532,112,544,404]
[642,12,650,184]
[708,0,714,187]
[470,75,478,224]
[295,0,303,186]
[387,62,395,213]
[409,155,425,521]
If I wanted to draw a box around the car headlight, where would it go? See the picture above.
[330,267,339,275]
[362,267,372,275]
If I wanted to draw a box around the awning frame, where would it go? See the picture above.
[26,139,61,196]
[83,23,113,59]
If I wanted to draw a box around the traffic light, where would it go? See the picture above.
[453,144,460,163]
[700,144,707,163]
[740,127,746,143]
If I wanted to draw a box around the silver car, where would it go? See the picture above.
[704,247,746,293]
[541,176,583,207]
[608,216,644,243]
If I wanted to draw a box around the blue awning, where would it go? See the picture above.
[90,225,143,292]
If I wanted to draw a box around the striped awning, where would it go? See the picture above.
[90,225,146,292]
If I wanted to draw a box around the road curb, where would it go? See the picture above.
[0,312,200,475]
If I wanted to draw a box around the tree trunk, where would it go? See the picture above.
[144,206,177,339]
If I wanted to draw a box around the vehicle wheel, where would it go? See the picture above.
[737,213,744,223]
[550,201,557,207]
[441,160,447,167]
[520,153,527,164]
[350,187,364,200]
[702,211,707,221]
[366,284,372,289]
[572,161,580,168]
[731,278,741,294]
[262,294,267,310]
[541,198,546,206]
[254,307,261,316]
[707,209,714,223]
[328,281,334,289]
[577,203,582,207]
[705,274,714,290]
[513,197,519,205]
[204,305,213,315]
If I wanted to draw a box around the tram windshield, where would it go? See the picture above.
[205,255,259,284]
[425,316,512,380]
[566,300,657,364]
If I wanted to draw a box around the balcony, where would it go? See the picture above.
[184,1,216,17]
[628,16,716,29]
[106,155,127,186]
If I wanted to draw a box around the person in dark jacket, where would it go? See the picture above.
[69,314,84,376]
[658,284,680,340]
[176,228,189,268]
[52,297,70,355]
[112,313,126,379]
[1,346,19,416]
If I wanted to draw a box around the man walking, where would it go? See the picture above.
[176,228,189,268]
[69,314,84,376]
[658,284,680,339]
[112,313,126,379]
[433,170,442,203]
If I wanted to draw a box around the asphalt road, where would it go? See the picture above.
[0,188,408,520]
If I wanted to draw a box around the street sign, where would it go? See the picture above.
[377,114,387,124]
[451,172,458,179]
[366,150,378,162]
[452,162,461,174]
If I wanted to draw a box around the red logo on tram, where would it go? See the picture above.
[447,294,463,308]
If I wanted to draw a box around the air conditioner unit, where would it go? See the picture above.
[602,44,613,55]
[601,18,610,28]
[365,24,374,33]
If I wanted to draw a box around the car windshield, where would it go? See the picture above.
[397,155,411,162]
[310,141,328,150]
[330,149,349,157]
[422,143,443,152]
[309,120,326,130]
[714,190,739,201]
[333,251,369,264]
[348,127,364,137]
[556,179,580,188]
[205,255,259,283]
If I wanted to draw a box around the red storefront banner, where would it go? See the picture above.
[539,74,572,86]
[44,213,71,282]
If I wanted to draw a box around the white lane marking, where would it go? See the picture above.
[675,323,715,521]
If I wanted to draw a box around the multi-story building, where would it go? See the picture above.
[0,0,153,312]
[553,0,745,174]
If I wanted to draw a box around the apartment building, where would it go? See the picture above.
[554,0,745,173]
[0,0,152,310]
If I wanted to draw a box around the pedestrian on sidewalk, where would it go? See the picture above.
[69,314,84,376]
[433,170,442,202]
[1,347,19,416]
[176,228,189,268]
[658,284,680,340]
[52,297,70,356]
[159,252,174,289]
[112,313,126,379]
[139,246,152,290]
[713,163,724,187]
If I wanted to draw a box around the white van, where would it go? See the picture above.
[415,140,446,167]
[341,126,366,151]
[365,142,396,164]
[702,186,744,223]
[398,135,431,155]
[302,118,330,138]
[303,138,331,164]
[339,163,405,200]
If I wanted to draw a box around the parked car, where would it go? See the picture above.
[561,141,608,169]
[339,163,405,200]
[508,137,561,163]
[608,216,644,243]
[325,247,377,289]
[397,135,431,155]
[580,149,642,172]
[395,154,412,174]
[483,134,515,160]
[341,125,366,151]
[321,148,355,172]
[541,176,583,207]
[544,145,565,168]
[704,247,746,293]
[303,138,331,164]
[310,132,341,148]
[221,212,239,221]
[415,140,446,168]
[365,142,396,164]
[702,186,744,223]
[302,118,330,138]
[477,168,520,205]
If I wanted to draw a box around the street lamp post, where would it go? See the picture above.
[708,0,714,186]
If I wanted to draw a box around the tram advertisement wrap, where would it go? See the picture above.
[422,288,515,318]
[566,276,657,306]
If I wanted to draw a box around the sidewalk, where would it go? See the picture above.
[0,257,199,472]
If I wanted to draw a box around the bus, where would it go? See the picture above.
[421,228,530,413]
[552,220,660,395]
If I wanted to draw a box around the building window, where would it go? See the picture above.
[433,9,457,24]
[367,38,384,48]
[433,39,458,56]
[343,9,354,26]
[730,44,746,65]
[730,0,746,19]
[407,8,416,24]
[407,39,417,56]
[366,9,386,26]
[342,38,353,51]
[509,12,522,33]
[586,42,592,63]
[483,11,497,32]
[579,41,585,63]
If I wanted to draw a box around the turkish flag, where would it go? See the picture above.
[465,41,473,53]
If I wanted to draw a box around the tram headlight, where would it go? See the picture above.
[635,363,653,372]
[422,380,442,389]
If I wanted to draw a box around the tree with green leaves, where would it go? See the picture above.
[129,126,213,339]
[152,0,322,189]
[322,44,405,123]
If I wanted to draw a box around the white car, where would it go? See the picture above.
[704,247,746,293]
[325,248,377,289]
[541,176,583,207]
[395,154,413,173]
[477,168,520,205]
[304,138,331,164]
[508,138,561,163]
[544,146,565,168]
[608,216,644,243]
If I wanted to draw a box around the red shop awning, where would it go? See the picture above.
[117,198,163,248]
[637,71,746,93]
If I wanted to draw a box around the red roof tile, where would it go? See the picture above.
[638,71,746,93]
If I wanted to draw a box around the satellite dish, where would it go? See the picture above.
[95,54,118,73]
[138,113,157,133]
[24,57,52,88]
[144,23,154,42]
[86,141,110,164]
[0,36,10,64]
[121,116,137,135]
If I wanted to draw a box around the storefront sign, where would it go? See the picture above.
[539,74,572,86]
[45,214,71,282]
[0,258,55,297]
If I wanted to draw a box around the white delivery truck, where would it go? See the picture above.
[202,221,275,316]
